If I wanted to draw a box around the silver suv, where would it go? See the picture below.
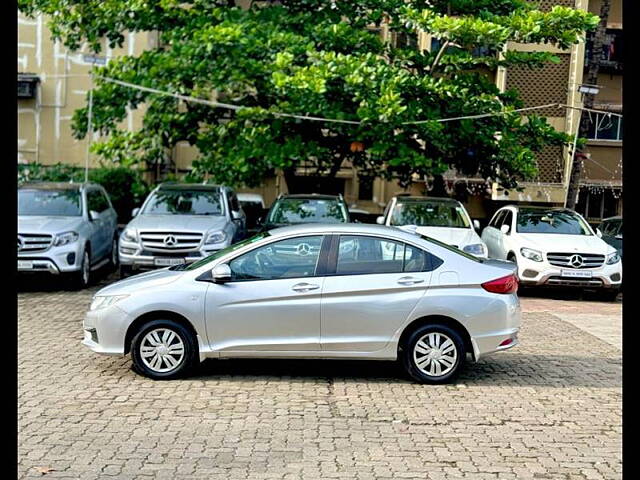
[119,183,246,277]
[18,182,119,288]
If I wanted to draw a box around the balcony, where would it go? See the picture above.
[584,29,623,74]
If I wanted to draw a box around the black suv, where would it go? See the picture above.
[260,194,351,231]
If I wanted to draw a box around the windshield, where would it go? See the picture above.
[142,190,224,216]
[184,232,271,271]
[516,210,592,235]
[18,189,82,216]
[390,202,470,228]
[268,198,348,224]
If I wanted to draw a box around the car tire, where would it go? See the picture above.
[599,289,620,302]
[72,248,91,289]
[401,324,466,384]
[130,319,197,380]
[109,236,119,271]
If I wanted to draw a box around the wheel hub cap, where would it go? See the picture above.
[413,332,457,377]
[140,328,185,373]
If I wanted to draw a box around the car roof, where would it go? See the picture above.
[19,182,94,191]
[156,183,223,192]
[267,223,421,242]
[237,193,264,201]
[278,193,342,201]
[393,196,459,204]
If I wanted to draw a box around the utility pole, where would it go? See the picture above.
[565,0,611,209]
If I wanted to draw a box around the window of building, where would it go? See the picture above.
[586,113,623,141]
[358,176,374,201]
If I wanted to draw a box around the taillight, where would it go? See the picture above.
[481,274,519,294]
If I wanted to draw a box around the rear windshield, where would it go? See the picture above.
[142,190,224,216]
[391,202,470,228]
[268,198,348,224]
[18,189,82,216]
[516,210,592,235]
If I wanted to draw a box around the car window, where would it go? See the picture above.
[229,235,324,281]
[336,235,433,275]
[516,210,592,235]
[489,210,505,228]
[142,189,224,216]
[268,198,348,224]
[87,190,109,213]
[18,189,82,217]
[602,220,621,236]
[501,211,513,230]
[390,202,470,228]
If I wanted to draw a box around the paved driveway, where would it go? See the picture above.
[18,274,621,479]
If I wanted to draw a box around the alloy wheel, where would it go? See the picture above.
[139,328,185,373]
[412,332,458,377]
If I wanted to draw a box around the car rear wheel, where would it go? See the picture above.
[401,324,465,384]
[130,319,197,380]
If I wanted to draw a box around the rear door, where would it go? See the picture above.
[482,210,505,258]
[319,234,435,352]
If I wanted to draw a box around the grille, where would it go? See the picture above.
[546,276,604,287]
[546,252,605,269]
[139,250,202,258]
[18,233,53,253]
[139,231,203,252]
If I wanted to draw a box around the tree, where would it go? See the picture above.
[565,0,611,209]
[19,0,598,192]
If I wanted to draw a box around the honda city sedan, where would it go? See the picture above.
[83,224,521,383]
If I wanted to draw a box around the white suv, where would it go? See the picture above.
[377,196,488,258]
[481,206,622,299]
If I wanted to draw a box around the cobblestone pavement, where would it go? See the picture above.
[18,273,622,479]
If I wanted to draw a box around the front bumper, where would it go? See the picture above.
[515,255,622,289]
[119,240,229,271]
[82,304,131,356]
[18,241,85,274]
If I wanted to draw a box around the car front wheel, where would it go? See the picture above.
[72,248,91,289]
[401,324,466,384]
[130,319,197,380]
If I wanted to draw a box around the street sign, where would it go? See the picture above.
[82,54,108,66]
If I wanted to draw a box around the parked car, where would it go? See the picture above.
[237,193,267,234]
[376,196,488,258]
[599,216,622,258]
[18,182,119,288]
[481,206,622,300]
[118,183,246,277]
[83,223,521,383]
[259,193,350,231]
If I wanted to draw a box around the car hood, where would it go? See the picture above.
[126,214,228,232]
[413,226,483,247]
[516,233,614,254]
[18,216,84,235]
[96,268,184,296]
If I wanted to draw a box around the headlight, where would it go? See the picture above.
[121,228,138,243]
[205,230,227,245]
[520,247,543,262]
[462,243,486,256]
[53,231,79,246]
[606,252,621,265]
[89,294,129,311]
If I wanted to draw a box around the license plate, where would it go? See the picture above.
[18,260,33,269]
[154,257,185,266]
[561,270,592,278]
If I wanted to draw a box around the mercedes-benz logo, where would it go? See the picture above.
[17,235,24,251]
[296,243,311,256]
[569,254,584,268]
[163,235,178,247]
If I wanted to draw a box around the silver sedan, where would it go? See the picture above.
[83,224,521,383]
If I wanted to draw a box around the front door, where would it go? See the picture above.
[320,235,434,352]
[205,235,326,353]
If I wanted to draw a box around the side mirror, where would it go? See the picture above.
[131,207,140,217]
[500,224,510,235]
[376,216,385,225]
[89,210,100,221]
[615,233,623,240]
[212,264,232,284]
[256,216,264,226]
[596,228,603,238]
[232,210,243,221]
[473,219,481,231]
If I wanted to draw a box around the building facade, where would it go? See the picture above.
[18,0,622,222]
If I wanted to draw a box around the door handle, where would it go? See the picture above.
[397,276,424,285]
[292,283,320,292]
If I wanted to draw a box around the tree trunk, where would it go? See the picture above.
[565,0,611,209]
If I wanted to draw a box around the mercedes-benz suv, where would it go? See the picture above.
[18,182,119,288]
[118,183,246,277]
